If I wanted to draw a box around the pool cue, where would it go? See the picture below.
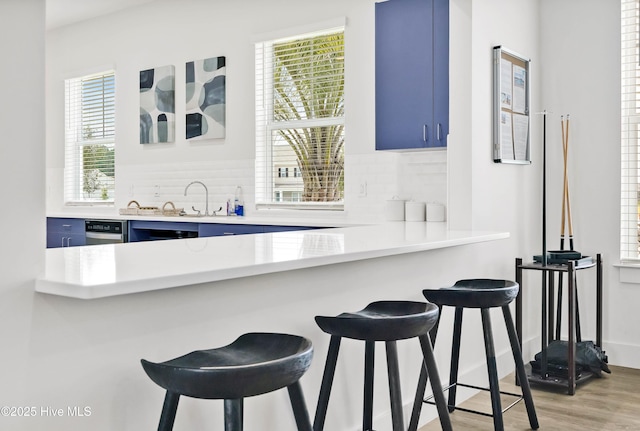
[565,114,574,250]
[560,115,567,250]
[555,115,567,341]
[556,114,582,341]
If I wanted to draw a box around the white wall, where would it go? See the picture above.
[0,0,46,422]
[447,0,545,359]
[540,0,640,367]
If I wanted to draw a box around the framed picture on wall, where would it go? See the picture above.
[185,56,226,141]
[140,65,175,144]
[493,46,531,164]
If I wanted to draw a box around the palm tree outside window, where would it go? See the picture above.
[256,26,344,209]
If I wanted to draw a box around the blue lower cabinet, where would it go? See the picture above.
[48,218,322,247]
[199,224,319,237]
[47,218,86,248]
[128,220,199,242]
[198,224,264,237]
[261,225,317,233]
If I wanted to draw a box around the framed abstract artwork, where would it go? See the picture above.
[185,56,226,140]
[140,65,175,144]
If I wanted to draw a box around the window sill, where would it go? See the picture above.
[613,262,640,284]
[255,202,344,211]
[65,202,114,207]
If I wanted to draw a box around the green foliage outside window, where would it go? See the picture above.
[272,32,344,202]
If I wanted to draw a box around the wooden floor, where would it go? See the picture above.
[418,366,640,431]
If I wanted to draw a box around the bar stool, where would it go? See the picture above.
[141,332,313,431]
[410,279,539,431]
[314,300,452,431]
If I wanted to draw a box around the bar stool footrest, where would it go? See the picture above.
[422,382,524,418]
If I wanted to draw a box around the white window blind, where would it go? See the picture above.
[64,71,115,204]
[621,0,640,260]
[255,28,345,209]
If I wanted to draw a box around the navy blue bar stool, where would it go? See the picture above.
[141,332,313,431]
[314,300,452,431]
[410,279,539,431]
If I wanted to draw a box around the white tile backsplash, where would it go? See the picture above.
[48,150,447,222]
[116,160,255,215]
[344,149,447,222]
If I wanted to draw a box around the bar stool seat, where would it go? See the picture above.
[423,278,519,309]
[315,300,440,341]
[314,301,452,431]
[410,279,539,431]
[141,332,313,431]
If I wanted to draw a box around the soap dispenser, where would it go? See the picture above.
[234,186,244,216]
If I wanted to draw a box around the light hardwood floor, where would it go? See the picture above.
[418,366,640,431]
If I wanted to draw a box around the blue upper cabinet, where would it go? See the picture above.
[375,0,449,150]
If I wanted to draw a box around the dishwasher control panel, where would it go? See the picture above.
[85,220,128,244]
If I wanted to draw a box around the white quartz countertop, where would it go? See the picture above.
[36,222,509,299]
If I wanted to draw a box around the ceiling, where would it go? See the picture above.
[46,0,157,29]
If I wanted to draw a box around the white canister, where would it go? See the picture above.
[385,199,406,221]
[426,203,446,222]
[405,201,426,222]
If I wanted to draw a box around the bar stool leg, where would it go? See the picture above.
[429,305,444,345]
[288,381,313,431]
[158,391,180,431]
[448,307,464,412]
[502,305,539,430]
[385,341,405,431]
[408,362,429,431]
[408,305,445,431]
[363,341,375,431]
[313,335,341,431]
[224,398,243,431]
[419,334,453,431]
[481,308,504,431]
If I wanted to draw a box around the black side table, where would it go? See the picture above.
[515,254,602,395]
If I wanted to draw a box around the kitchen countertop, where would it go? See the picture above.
[36,222,509,299]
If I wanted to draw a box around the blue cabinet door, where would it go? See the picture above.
[433,0,449,145]
[261,225,317,233]
[46,218,86,248]
[198,224,264,237]
[128,220,199,242]
[375,0,448,150]
[199,224,319,237]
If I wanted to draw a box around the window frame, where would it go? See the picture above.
[255,25,345,211]
[64,70,116,205]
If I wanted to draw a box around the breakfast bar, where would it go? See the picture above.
[36,222,508,299]
[33,221,513,430]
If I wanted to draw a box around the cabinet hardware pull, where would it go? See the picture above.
[423,124,428,142]
[437,123,442,141]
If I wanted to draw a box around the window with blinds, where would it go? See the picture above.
[64,71,115,204]
[622,0,640,260]
[255,28,345,209]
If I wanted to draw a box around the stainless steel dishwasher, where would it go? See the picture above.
[85,220,128,245]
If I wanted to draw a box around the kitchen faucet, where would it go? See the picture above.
[184,181,210,216]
